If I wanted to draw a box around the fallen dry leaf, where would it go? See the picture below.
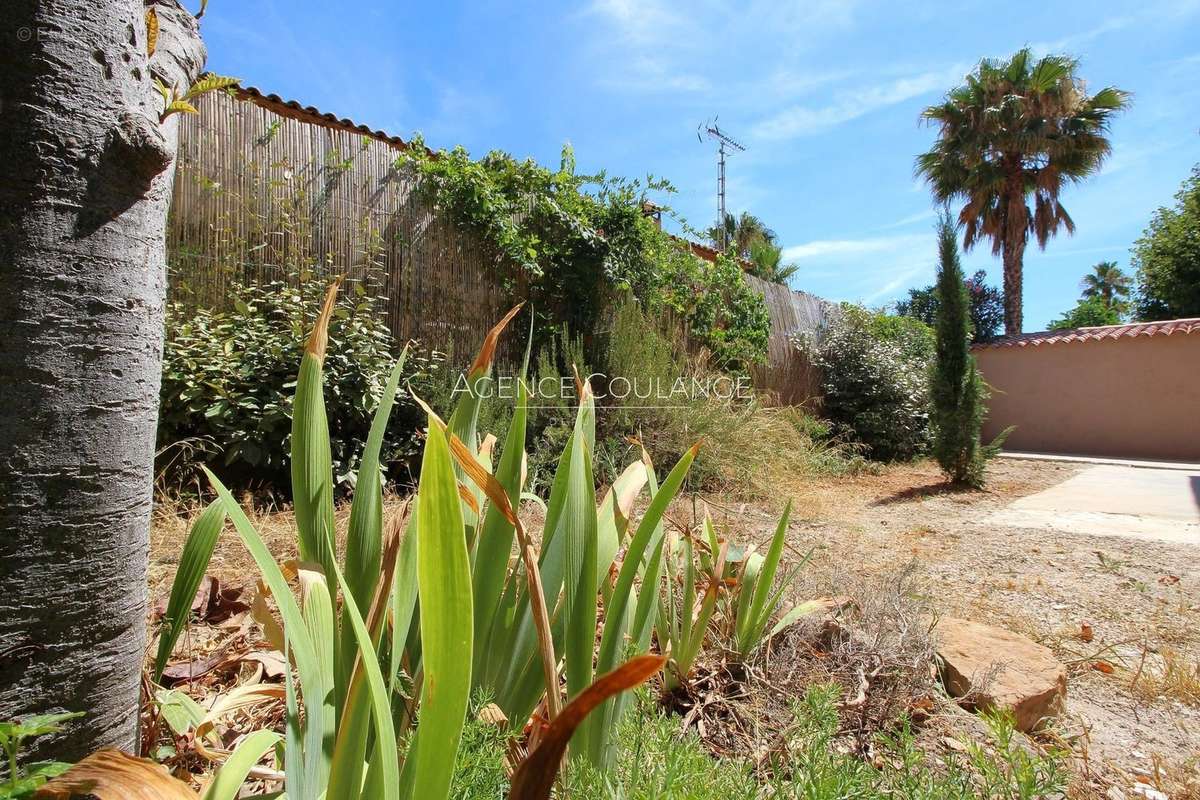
[241,649,288,680]
[1079,622,1094,642]
[161,652,229,685]
[1158,575,1180,585]
[35,748,197,799]
[1092,660,1115,674]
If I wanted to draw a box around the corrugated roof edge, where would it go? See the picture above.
[235,85,432,154]
[972,317,1200,349]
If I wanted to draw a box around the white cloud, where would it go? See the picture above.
[596,56,710,94]
[585,0,691,45]
[781,232,952,306]
[877,209,937,231]
[783,233,930,261]
[751,64,967,140]
[1030,16,1134,54]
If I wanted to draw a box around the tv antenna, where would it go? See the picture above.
[697,118,745,250]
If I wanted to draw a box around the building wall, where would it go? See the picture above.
[975,334,1200,461]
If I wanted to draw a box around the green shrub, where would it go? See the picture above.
[798,305,933,461]
[157,280,439,492]
[401,140,770,372]
[930,214,996,487]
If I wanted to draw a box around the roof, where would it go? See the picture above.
[973,318,1200,349]
[235,85,424,152]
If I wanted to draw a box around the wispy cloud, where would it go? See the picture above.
[751,64,966,140]
[1030,16,1134,54]
[781,232,945,305]
[877,209,937,231]
[585,0,692,46]
[783,233,929,261]
[595,55,710,94]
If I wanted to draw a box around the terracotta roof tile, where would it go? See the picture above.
[973,318,1200,349]
[234,85,423,152]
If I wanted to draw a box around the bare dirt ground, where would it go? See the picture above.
[149,457,1199,796]
[700,457,1200,797]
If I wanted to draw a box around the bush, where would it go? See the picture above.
[1133,163,1200,321]
[157,280,438,492]
[930,214,992,487]
[1047,295,1123,330]
[797,305,932,461]
[401,141,771,372]
[596,295,860,494]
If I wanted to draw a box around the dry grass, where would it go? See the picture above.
[656,561,940,768]
[1130,649,1200,707]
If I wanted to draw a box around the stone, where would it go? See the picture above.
[934,617,1067,732]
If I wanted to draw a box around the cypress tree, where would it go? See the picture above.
[931,212,1002,486]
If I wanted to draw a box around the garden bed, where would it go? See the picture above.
[147,456,1199,797]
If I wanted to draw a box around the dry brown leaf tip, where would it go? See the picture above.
[35,748,198,799]
[469,303,524,378]
[304,277,343,360]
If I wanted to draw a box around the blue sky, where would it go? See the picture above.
[203,1,1200,330]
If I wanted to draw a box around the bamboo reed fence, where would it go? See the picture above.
[168,89,508,360]
[744,274,832,405]
[167,89,829,402]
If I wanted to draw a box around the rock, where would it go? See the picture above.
[934,617,1067,732]
[1132,783,1169,800]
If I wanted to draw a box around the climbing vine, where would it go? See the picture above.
[398,139,769,368]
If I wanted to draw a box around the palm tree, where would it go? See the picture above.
[707,212,776,257]
[749,239,800,284]
[915,48,1130,334]
[1080,261,1132,310]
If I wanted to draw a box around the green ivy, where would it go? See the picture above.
[399,139,769,370]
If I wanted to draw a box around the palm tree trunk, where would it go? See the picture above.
[0,0,203,761]
[1001,239,1024,335]
[1000,177,1027,335]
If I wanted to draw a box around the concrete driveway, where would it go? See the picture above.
[988,462,1200,544]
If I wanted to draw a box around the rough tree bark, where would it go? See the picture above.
[0,1,204,759]
[1000,177,1028,336]
[1001,236,1026,336]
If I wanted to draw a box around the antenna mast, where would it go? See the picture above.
[698,119,745,250]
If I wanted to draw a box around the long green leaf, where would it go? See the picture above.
[587,444,698,764]
[740,500,791,655]
[345,350,408,616]
[203,730,282,800]
[326,558,400,800]
[339,352,408,719]
[560,393,598,760]
[291,283,338,588]
[389,508,419,697]
[298,569,335,793]
[204,468,325,800]
[471,378,527,686]
[153,501,226,682]
[399,419,473,800]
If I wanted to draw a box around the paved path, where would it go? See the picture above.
[988,464,1200,544]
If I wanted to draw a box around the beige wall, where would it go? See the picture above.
[975,334,1200,462]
